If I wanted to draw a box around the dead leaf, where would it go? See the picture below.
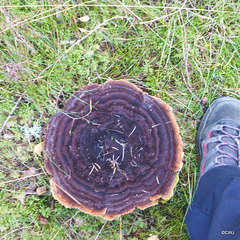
[38,215,48,224]
[56,9,64,23]
[36,186,47,195]
[21,167,36,178]
[13,192,26,205]
[25,182,37,192]
[34,142,44,156]
[3,132,15,139]
[2,62,24,80]
[78,28,91,33]
[147,235,159,240]
[60,40,76,45]
[79,15,90,22]
[6,116,17,128]
[13,182,38,205]
[74,217,84,226]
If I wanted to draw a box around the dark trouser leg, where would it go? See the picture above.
[185,166,240,240]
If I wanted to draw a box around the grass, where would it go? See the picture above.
[0,0,239,239]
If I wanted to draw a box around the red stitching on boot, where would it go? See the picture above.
[203,130,212,157]
[201,162,205,175]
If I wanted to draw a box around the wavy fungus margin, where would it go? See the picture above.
[44,80,183,220]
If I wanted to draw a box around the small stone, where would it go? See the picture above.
[201,97,208,105]
[147,235,159,240]
[79,15,90,22]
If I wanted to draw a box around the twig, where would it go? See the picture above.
[0,0,74,34]
[0,173,45,185]
[120,216,123,240]
[0,8,36,52]
[179,6,190,87]
[115,0,172,49]
[0,227,32,240]
[181,68,200,102]
[89,164,96,176]
[0,5,239,14]
[156,176,159,185]
[128,126,136,137]
[89,163,101,175]
[51,210,80,240]
[0,87,30,100]
[0,95,16,104]
[151,123,161,128]
[121,144,125,162]
[139,5,185,25]
[0,96,23,134]
[94,221,107,240]
[179,8,200,102]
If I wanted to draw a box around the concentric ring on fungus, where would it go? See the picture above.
[44,80,183,220]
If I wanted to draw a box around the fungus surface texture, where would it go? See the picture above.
[44,80,183,220]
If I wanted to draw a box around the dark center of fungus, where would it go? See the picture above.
[80,114,146,183]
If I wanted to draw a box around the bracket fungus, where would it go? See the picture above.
[44,80,183,220]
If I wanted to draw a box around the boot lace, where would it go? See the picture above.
[209,124,240,165]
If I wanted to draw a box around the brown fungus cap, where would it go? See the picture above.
[44,80,183,220]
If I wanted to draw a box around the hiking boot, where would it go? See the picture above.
[196,97,240,177]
